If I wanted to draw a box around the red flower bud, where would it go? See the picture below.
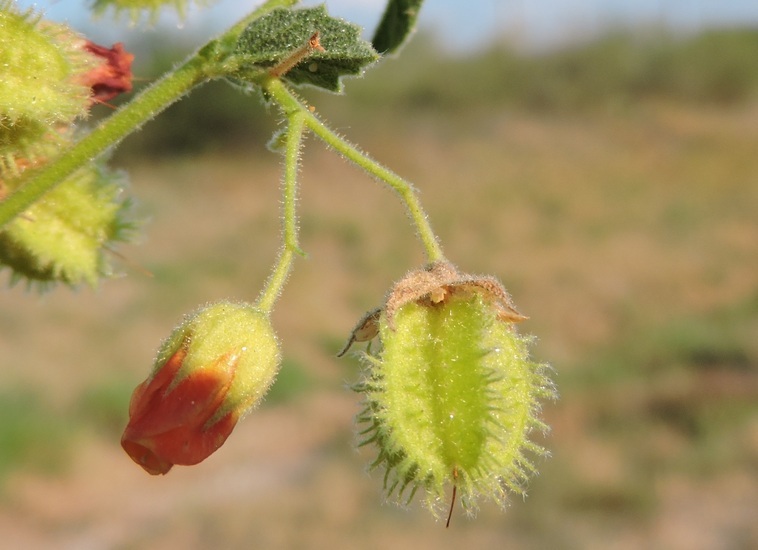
[121,302,280,475]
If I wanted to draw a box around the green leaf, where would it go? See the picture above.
[234,6,379,93]
[372,0,424,55]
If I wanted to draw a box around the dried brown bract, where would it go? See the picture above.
[339,261,527,356]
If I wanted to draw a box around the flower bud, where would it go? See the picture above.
[121,301,281,475]
[350,262,555,518]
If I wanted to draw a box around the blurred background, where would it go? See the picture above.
[2,1,757,548]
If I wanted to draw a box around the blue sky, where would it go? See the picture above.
[14,0,758,51]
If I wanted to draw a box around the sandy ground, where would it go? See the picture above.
[2,101,757,548]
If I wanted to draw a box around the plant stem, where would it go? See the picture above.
[262,77,445,263]
[0,56,209,228]
[256,111,306,314]
[0,0,297,229]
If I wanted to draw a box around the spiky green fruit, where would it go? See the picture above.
[352,262,555,519]
[0,158,136,288]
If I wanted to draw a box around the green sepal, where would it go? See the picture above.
[153,300,282,420]
[234,5,379,93]
[372,0,424,55]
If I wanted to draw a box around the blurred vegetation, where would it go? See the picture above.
[0,391,74,484]
[348,27,758,112]
[511,294,758,539]
[107,26,758,159]
[2,20,756,547]
[569,293,758,470]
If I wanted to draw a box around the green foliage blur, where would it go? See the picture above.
[351,28,758,112]
[109,26,758,159]
[3,19,756,548]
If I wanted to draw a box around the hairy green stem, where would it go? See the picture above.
[262,77,445,263]
[256,111,306,314]
[0,0,297,229]
[0,56,209,228]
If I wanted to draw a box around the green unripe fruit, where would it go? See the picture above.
[0,159,135,288]
[352,262,554,519]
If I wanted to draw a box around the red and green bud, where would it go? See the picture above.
[122,301,281,475]
[348,262,555,519]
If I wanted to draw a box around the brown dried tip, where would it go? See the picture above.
[269,31,325,78]
[383,261,528,329]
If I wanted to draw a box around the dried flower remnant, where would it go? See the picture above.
[341,261,528,356]
[80,41,134,104]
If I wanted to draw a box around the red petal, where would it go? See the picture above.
[121,349,240,474]
[121,411,238,475]
[81,41,134,103]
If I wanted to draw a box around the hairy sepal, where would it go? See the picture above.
[89,0,214,24]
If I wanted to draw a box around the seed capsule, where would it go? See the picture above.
[351,262,555,517]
